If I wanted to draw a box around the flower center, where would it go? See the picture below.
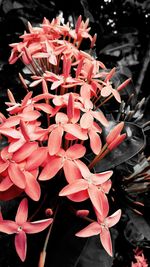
[17,226,23,232]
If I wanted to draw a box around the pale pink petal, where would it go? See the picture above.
[80,112,93,129]
[0,128,22,139]
[13,142,38,162]
[21,91,33,106]
[67,190,89,202]
[49,54,57,66]
[51,80,63,90]
[0,176,13,191]
[66,144,86,159]
[2,116,20,127]
[75,160,91,178]
[105,209,121,228]
[92,170,113,185]
[88,185,109,217]
[38,157,63,180]
[0,220,17,234]
[76,222,101,237]
[48,127,63,155]
[25,147,47,170]
[19,120,30,141]
[29,79,42,87]
[21,111,41,121]
[80,84,91,99]
[24,171,41,201]
[8,138,26,153]
[0,161,9,173]
[34,103,53,114]
[63,160,82,183]
[32,52,48,58]
[112,89,121,103]
[102,180,112,194]
[100,228,113,256]
[92,110,109,127]
[59,179,88,196]
[101,86,111,97]
[89,130,102,155]
[15,198,28,225]
[55,112,68,124]
[15,231,27,262]
[23,218,53,233]
[8,162,26,189]
[64,124,88,140]
[32,93,53,102]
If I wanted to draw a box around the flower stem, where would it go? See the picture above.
[38,204,59,267]
[88,143,108,170]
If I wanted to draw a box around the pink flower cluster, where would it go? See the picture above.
[0,15,131,262]
[131,248,148,267]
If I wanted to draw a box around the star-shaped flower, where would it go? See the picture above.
[0,198,53,261]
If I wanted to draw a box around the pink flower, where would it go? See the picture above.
[59,160,112,215]
[48,112,87,155]
[0,198,53,261]
[76,208,121,256]
[39,144,86,183]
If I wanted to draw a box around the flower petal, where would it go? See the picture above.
[23,218,53,233]
[88,184,109,217]
[8,162,26,189]
[24,171,41,201]
[0,220,17,234]
[92,170,113,185]
[15,198,28,225]
[59,179,88,196]
[66,144,86,160]
[76,222,101,237]
[89,129,102,155]
[63,160,81,183]
[15,231,27,262]
[92,110,109,127]
[100,228,113,257]
[0,161,9,173]
[48,126,63,156]
[67,190,89,202]
[38,157,62,180]
[25,147,47,170]
[8,139,26,153]
[0,176,13,191]
[13,142,38,162]
[105,209,121,228]
[64,124,88,140]
[80,112,93,129]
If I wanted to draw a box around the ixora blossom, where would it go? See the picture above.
[0,198,53,261]
[0,15,132,265]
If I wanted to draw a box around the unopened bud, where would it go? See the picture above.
[76,210,89,217]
